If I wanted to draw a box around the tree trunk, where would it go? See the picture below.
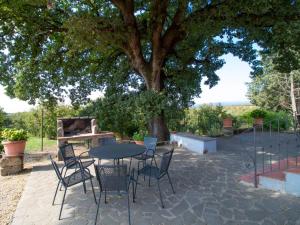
[290,74,297,117]
[147,70,170,141]
[149,115,170,141]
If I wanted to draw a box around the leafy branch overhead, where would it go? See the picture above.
[1,0,300,139]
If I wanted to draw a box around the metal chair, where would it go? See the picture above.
[134,148,175,208]
[131,136,157,184]
[94,164,134,225]
[98,136,117,146]
[59,143,95,191]
[50,156,97,220]
[97,137,118,165]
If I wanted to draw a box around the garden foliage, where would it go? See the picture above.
[1,1,300,139]
[1,128,28,142]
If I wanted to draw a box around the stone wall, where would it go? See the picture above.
[0,155,24,176]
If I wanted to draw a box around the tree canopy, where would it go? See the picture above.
[1,0,300,139]
[247,55,300,112]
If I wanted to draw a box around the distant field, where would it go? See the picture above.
[223,105,257,116]
[25,136,56,153]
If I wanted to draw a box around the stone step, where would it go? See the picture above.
[285,168,300,197]
[259,171,286,192]
[240,156,300,195]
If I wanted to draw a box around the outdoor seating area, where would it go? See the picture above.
[1,2,300,225]
[48,136,179,225]
[10,136,300,225]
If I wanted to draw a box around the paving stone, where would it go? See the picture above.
[170,199,189,215]
[244,209,268,222]
[11,136,300,225]
[203,213,224,225]
[182,210,198,225]
[191,203,204,218]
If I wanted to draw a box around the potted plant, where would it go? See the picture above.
[223,114,233,129]
[250,109,267,126]
[1,129,28,156]
[132,131,146,145]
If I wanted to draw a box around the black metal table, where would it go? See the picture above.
[89,143,146,160]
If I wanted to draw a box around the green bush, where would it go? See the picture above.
[8,105,80,139]
[249,109,267,119]
[186,104,225,136]
[1,128,28,141]
[132,130,147,141]
[0,137,3,153]
[241,109,293,131]
[263,111,292,131]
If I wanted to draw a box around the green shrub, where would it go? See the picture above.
[240,109,293,131]
[186,104,225,136]
[8,105,80,139]
[132,130,147,141]
[1,128,28,141]
[263,111,292,131]
[249,109,267,118]
[0,137,3,153]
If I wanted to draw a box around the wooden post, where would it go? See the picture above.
[41,108,44,152]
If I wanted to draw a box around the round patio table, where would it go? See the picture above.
[89,143,146,160]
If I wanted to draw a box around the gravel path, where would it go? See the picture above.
[0,151,56,225]
[0,169,30,225]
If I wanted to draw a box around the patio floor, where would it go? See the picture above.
[12,136,300,225]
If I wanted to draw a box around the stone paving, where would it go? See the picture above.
[12,136,300,225]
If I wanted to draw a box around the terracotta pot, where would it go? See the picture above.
[2,140,26,156]
[254,118,264,126]
[223,118,233,128]
[134,141,144,145]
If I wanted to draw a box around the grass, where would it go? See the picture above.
[223,105,257,117]
[25,136,57,153]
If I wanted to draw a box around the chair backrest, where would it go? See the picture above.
[144,136,157,156]
[59,144,75,162]
[94,164,128,192]
[50,156,64,184]
[159,148,174,176]
[98,137,117,146]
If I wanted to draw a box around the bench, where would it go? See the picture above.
[170,132,216,154]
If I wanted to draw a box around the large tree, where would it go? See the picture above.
[1,0,300,140]
[247,56,300,112]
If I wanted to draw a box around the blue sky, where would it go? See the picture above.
[0,53,251,113]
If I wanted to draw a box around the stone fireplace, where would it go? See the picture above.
[57,117,114,159]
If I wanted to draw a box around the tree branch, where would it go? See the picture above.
[161,1,188,58]
[110,0,150,83]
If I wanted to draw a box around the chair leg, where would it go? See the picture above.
[156,179,165,208]
[95,191,102,225]
[60,168,67,191]
[82,180,87,194]
[52,181,60,205]
[59,187,67,220]
[134,173,140,201]
[143,161,146,181]
[131,178,135,203]
[167,172,176,194]
[128,157,132,172]
[90,178,97,204]
[127,193,131,225]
